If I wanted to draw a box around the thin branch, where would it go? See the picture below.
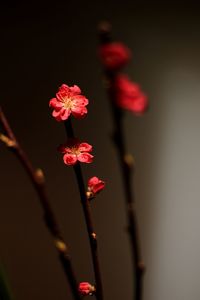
[98,24,145,300]
[64,119,103,300]
[0,106,80,300]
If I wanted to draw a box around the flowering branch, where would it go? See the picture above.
[0,106,80,300]
[49,83,104,299]
[64,118,103,300]
[98,23,146,300]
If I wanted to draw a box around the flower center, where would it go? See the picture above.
[71,146,81,156]
[63,96,73,109]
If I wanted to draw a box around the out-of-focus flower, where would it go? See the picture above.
[87,176,105,199]
[99,42,130,70]
[115,74,148,114]
[78,282,95,296]
[58,139,93,166]
[49,84,88,121]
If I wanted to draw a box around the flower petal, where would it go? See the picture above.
[72,95,89,106]
[71,106,87,119]
[131,94,148,114]
[78,143,92,152]
[92,182,105,194]
[49,98,63,108]
[88,176,105,194]
[88,176,100,186]
[115,74,148,115]
[70,85,81,94]
[52,109,63,121]
[99,42,131,70]
[60,107,71,120]
[63,153,77,165]
[78,153,94,163]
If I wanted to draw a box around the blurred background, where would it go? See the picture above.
[0,1,200,300]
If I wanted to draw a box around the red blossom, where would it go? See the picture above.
[99,42,131,70]
[115,74,148,114]
[87,176,105,198]
[78,282,95,296]
[58,139,93,166]
[49,84,88,121]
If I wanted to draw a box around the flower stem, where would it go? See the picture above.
[64,119,103,300]
[98,23,145,300]
[0,106,80,300]
[110,97,145,300]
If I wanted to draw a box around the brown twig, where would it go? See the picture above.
[98,23,145,300]
[64,119,103,300]
[0,106,80,300]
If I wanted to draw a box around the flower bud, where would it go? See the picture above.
[78,282,95,296]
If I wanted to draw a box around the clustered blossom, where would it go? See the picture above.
[87,176,105,199]
[49,84,88,121]
[58,139,93,166]
[78,282,95,296]
[115,74,148,114]
[99,42,131,70]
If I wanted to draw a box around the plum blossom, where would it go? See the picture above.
[87,176,105,199]
[78,282,95,296]
[99,42,131,70]
[58,139,93,166]
[115,74,148,114]
[49,84,88,121]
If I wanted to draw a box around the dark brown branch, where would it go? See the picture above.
[0,106,80,300]
[64,119,103,300]
[98,23,145,300]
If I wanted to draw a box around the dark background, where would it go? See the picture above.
[1,1,200,300]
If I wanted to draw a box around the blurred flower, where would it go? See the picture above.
[49,84,88,121]
[78,282,95,296]
[87,176,105,199]
[58,139,93,166]
[115,74,148,114]
[99,42,130,70]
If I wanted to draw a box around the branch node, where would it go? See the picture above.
[55,239,68,253]
[91,232,97,240]
[35,168,45,184]
[0,133,16,148]
[124,153,134,168]
[86,191,95,201]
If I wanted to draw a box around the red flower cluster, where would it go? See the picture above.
[87,176,105,199]
[78,282,95,296]
[58,139,93,166]
[49,84,88,121]
[115,75,148,114]
[99,42,130,70]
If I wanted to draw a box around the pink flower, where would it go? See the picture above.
[49,84,88,121]
[58,139,94,166]
[78,282,95,296]
[87,176,105,199]
[99,42,131,70]
[115,75,148,114]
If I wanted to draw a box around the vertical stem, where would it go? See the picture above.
[0,107,80,300]
[98,24,145,300]
[64,119,103,300]
[110,95,145,300]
